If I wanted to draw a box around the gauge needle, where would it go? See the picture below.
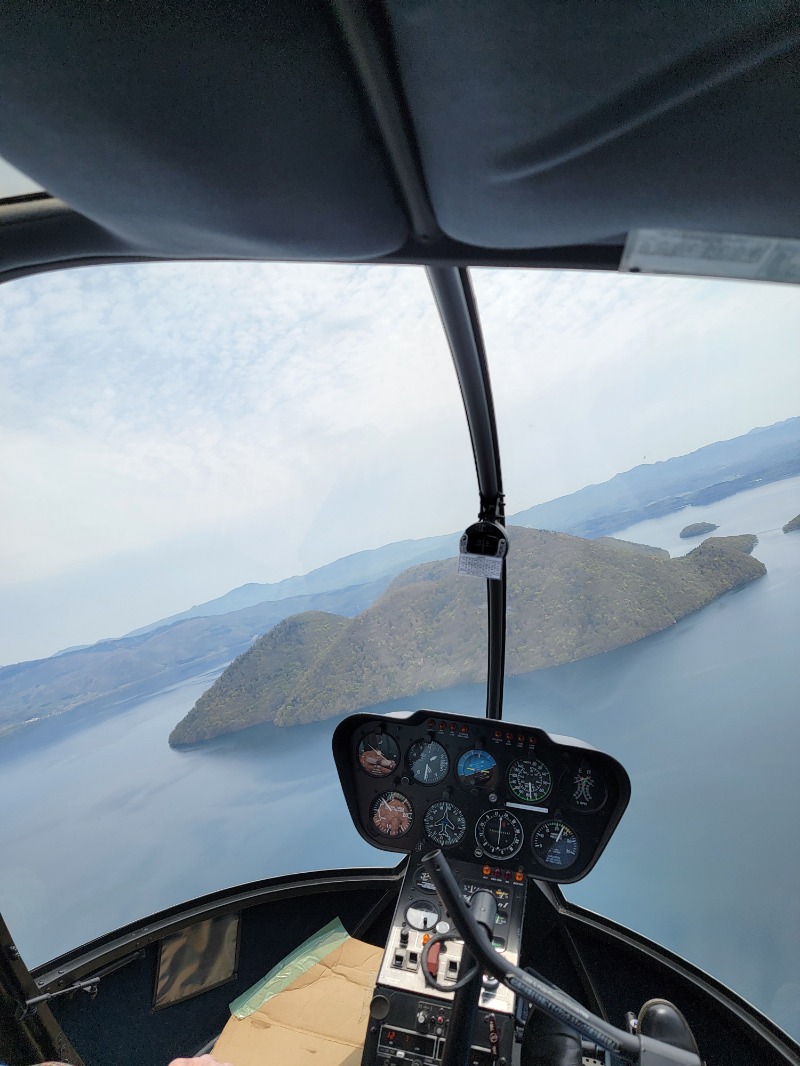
[555,826,564,843]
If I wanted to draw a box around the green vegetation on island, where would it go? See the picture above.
[783,513,800,533]
[680,522,719,539]
[169,528,766,746]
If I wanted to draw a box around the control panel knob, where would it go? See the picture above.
[482,974,499,991]
[416,1010,427,1026]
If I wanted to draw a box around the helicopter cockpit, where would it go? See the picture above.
[334,710,701,1066]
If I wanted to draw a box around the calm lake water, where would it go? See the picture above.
[1,476,799,1036]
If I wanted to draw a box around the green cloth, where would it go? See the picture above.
[229,917,350,1019]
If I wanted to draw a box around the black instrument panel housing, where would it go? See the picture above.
[333,708,630,884]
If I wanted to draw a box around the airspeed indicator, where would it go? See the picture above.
[508,758,552,804]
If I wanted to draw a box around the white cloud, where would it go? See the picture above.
[1,261,799,662]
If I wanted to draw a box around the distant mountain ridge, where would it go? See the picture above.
[169,528,765,745]
[511,416,800,537]
[130,415,800,633]
[126,534,458,636]
[0,578,390,736]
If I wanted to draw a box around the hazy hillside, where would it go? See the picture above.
[0,578,389,736]
[784,513,800,533]
[3,416,794,740]
[169,528,764,745]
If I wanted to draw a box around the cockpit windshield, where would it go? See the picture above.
[1,260,799,1044]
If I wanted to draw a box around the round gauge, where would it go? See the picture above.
[357,732,400,777]
[406,899,439,931]
[532,821,579,870]
[424,801,467,847]
[475,809,524,860]
[414,867,437,893]
[457,749,498,791]
[408,739,450,785]
[370,791,414,837]
[561,764,608,813]
[508,758,552,804]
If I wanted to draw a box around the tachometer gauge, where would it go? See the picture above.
[408,739,449,785]
[561,764,607,812]
[508,758,552,804]
[475,809,524,860]
[457,749,498,791]
[357,732,400,777]
[371,791,414,837]
[424,801,467,847]
[532,820,579,870]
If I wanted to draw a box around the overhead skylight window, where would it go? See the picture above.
[0,154,44,198]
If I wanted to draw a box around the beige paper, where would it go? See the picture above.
[214,937,383,1066]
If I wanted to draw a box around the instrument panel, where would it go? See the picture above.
[333,709,630,883]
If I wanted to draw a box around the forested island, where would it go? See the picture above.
[680,522,719,538]
[169,528,765,746]
[783,513,800,533]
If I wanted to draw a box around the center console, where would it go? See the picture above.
[331,709,630,1066]
[362,854,523,1066]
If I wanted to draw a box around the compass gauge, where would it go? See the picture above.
[406,899,439,931]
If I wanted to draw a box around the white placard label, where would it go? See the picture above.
[458,553,503,580]
[621,229,800,284]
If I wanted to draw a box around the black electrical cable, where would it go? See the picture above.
[420,933,480,992]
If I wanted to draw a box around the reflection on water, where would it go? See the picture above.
[0,476,799,1037]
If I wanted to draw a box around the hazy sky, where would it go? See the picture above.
[2,262,799,664]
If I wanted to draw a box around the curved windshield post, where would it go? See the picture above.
[471,266,800,1040]
[427,266,507,721]
[0,260,491,966]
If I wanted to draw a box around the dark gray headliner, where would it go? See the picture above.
[1,1,798,277]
